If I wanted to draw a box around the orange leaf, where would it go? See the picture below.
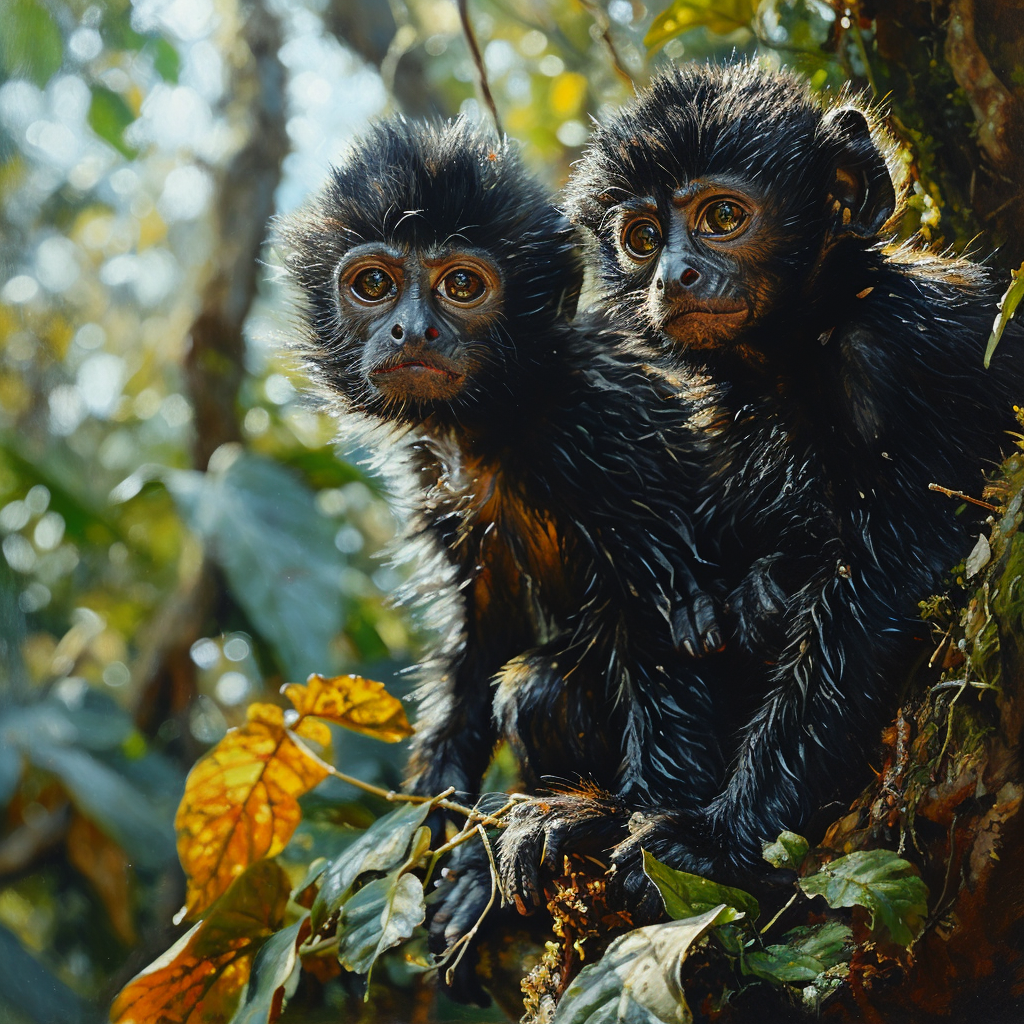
[282,673,413,742]
[110,859,289,1024]
[175,702,331,917]
[67,813,136,944]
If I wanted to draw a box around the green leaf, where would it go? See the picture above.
[984,261,1024,368]
[29,743,175,869]
[165,451,348,682]
[148,37,180,82]
[0,0,62,88]
[643,850,759,923]
[644,0,756,51]
[761,830,809,870]
[336,831,429,976]
[310,802,433,935]
[744,921,852,985]
[799,850,928,946]
[552,906,733,1024]
[229,918,305,1024]
[0,924,92,1024]
[88,85,139,159]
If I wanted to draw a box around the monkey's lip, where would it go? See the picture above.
[369,355,466,400]
[661,303,749,342]
[371,359,462,383]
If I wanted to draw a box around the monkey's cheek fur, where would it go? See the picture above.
[368,362,467,402]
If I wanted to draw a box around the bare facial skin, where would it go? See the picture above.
[336,244,504,402]
[611,182,773,350]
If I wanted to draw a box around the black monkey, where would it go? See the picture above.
[282,118,723,998]
[499,62,1024,904]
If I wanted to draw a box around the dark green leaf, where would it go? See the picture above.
[799,850,928,946]
[744,921,852,985]
[29,743,175,869]
[336,832,429,976]
[0,924,92,1024]
[761,830,809,870]
[165,451,348,681]
[643,850,759,923]
[0,0,62,87]
[229,919,305,1024]
[0,744,20,808]
[984,261,1024,368]
[552,907,733,1024]
[88,85,139,159]
[310,801,433,935]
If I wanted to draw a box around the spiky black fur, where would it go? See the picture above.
[498,62,1024,904]
[283,118,724,1001]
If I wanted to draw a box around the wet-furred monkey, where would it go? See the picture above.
[283,117,722,1002]
[498,61,1024,920]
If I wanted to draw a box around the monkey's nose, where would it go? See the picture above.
[680,266,701,287]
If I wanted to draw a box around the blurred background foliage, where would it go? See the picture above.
[0,0,1020,1020]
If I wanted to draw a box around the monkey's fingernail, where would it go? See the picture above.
[682,640,696,658]
[707,629,724,652]
[513,894,527,915]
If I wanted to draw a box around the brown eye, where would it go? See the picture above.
[623,219,662,259]
[351,267,395,301]
[699,201,747,236]
[441,268,485,304]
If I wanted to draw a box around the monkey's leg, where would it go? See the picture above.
[495,627,724,911]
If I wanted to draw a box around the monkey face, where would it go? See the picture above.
[609,180,782,353]
[336,243,504,405]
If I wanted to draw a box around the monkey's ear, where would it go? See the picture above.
[822,106,896,238]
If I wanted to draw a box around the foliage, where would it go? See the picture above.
[1,0,1019,1020]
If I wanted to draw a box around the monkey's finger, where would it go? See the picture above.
[496,814,546,911]
[691,595,724,653]
[670,606,700,658]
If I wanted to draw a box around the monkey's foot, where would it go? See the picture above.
[497,792,630,913]
[671,592,724,657]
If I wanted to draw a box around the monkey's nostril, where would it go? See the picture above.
[680,268,701,287]
[425,326,440,341]
[655,278,664,291]
[391,325,404,340]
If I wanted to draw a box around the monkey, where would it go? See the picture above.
[281,116,729,1001]
[496,61,1024,914]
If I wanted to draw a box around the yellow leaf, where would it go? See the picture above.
[283,673,413,742]
[550,72,588,119]
[175,703,330,917]
[644,0,755,51]
[110,860,289,1024]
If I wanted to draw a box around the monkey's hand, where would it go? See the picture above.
[727,553,790,655]
[670,590,724,658]
[427,830,499,1006]
[497,792,629,913]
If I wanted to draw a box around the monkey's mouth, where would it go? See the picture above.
[369,356,466,401]
[659,301,749,347]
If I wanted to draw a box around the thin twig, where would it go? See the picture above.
[928,482,999,511]
[457,0,504,134]
[443,823,502,986]
[577,0,633,87]
[759,891,798,936]
[286,729,505,826]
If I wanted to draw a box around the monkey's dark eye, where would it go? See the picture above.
[622,219,662,259]
[699,201,748,237]
[351,267,395,302]
[441,268,486,304]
